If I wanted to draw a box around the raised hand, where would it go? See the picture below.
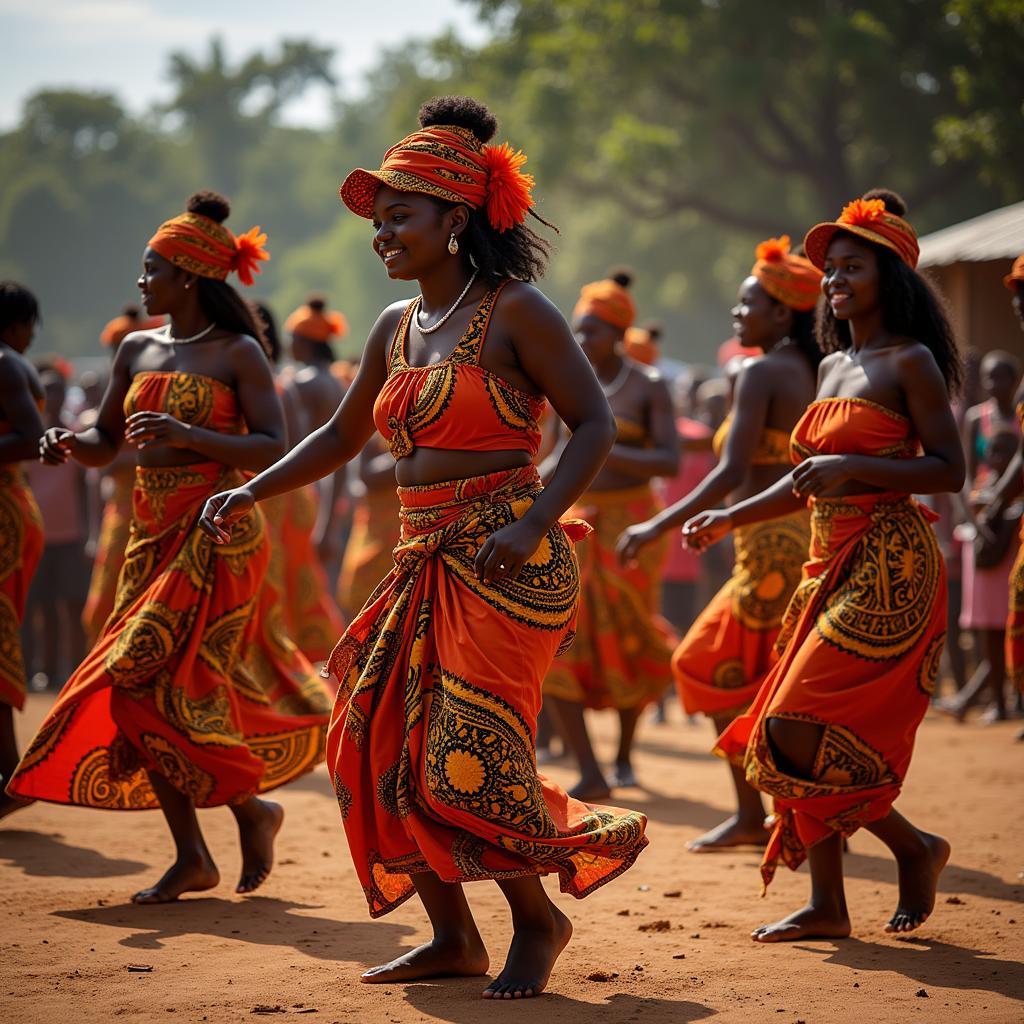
[198,487,256,544]
[616,520,662,566]
[125,411,191,451]
[39,427,76,465]
[681,509,732,553]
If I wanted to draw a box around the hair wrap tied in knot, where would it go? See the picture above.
[574,278,637,331]
[1003,254,1024,291]
[147,212,269,287]
[804,198,919,270]
[284,304,349,342]
[339,124,535,232]
[751,235,823,312]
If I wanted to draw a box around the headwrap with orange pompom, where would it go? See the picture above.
[624,326,659,365]
[804,198,919,270]
[100,312,164,347]
[573,278,637,331]
[284,304,349,342]
[1003,254,1024,291]
[339,125,535,232]
[147,212,269,287]
[751,236,823,312]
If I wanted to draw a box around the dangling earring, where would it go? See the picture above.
[448,233,459,255]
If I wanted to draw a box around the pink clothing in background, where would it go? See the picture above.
[659,417,713,584]
[25,459,85,545]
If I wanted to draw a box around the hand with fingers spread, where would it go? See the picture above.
[39,426,77,465]
[616,520,663,567]
[198,487,256,544]
[681,509,732,553]
[125,411,192,451]
[790,454,851,499]
[474,519,545,585]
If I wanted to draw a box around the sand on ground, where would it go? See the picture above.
[1,694,1022,1024]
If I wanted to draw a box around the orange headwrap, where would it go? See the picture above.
[284,304,349,342]
[624,326,658,365]
[339,125,535,232]
[751,236,823,312]
[1004,254,1024,291]
[147,212,269,287]
[804,198,919,270]
[100,313,164,347]
[574,279,637,331]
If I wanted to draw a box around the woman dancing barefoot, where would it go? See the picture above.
[618,236,820,850]
[8,192,332,902]
[199,97,649,999]
[684,190,963,941]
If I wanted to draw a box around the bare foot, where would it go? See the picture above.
[131,853,220,904]
[568,776,611,802]
[0,792,34,823]
[686,814,768,852]
[885,831,951,934]
[751,903,851,943]
[362,934,489,984]
[482,903,572,999]
[235,798,284,894]
[610,761,638,788]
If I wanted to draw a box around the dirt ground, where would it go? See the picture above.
[1,693,1021,1024]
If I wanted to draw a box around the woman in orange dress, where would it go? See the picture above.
[200,97,648,1000]
[685,190,964,941]
[542,272,680,799]
[8,192,332,902]
[619,236,820,851]
[0,281,46,821]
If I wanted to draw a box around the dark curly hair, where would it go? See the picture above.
[418,96,556,284]
[0,280,40,334]
[815,188,962,395]
[181,191,267,350]
[253,301,280,363]
[768,302,822,371]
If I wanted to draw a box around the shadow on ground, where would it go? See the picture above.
[0,829,147,878]
[53,894,415,965]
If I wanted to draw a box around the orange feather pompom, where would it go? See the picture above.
[482,142,535,232]
[755,235,792,263]
[838,198,887,228]
[232,226,270,287]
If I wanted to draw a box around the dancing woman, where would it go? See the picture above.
[684,190,964,941]
[8,192,332,902]
[618,236,820,851]
[0,282,45,821]
[542,272,680,799]
[199,96,649,999]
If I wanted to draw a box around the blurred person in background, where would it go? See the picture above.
[0,281,45,821]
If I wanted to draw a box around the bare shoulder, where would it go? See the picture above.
[0,346,24,387]
[893,338,943,380]
[224,333,271,371]
[494,279,563,324]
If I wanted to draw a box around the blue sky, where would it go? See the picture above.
[0,0,487,129]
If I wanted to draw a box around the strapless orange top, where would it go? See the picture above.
[373,282,545,460]
[125,370,246,434]
[713,413,792,464]
[791,396,919,462]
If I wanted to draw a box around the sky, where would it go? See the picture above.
[0,0,488,130]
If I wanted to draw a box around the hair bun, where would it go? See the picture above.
[307,294,326,312]
[861,188,908,218]
[608,266,634,289]
[642,321,663,340]
[418,96,498,144]
[187,190,231,224]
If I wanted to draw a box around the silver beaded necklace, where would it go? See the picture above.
[415,270,479,335]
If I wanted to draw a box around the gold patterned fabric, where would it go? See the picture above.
[716,492,945,890]
[9,371,332,810]
[0,466,44,709]
[337,486,403,616]
[543,485,676,710]
[324,465,649,917]
[673,509,810,721]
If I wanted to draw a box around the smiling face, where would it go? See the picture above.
[370,186,466,281]
[821,233,881,321]
[137,247,189,316]
[732,276,790,348]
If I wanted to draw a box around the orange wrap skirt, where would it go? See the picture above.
[1007,531,1024,691]
[673,509,810,721]
[337,487,402,616]
[264,483,346,663]
[8,462,332,809]
[717,493,945,890]
[0,467,44,710]
[324,466,649,918]
[82,473,134,643]
[543,485,675,710]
